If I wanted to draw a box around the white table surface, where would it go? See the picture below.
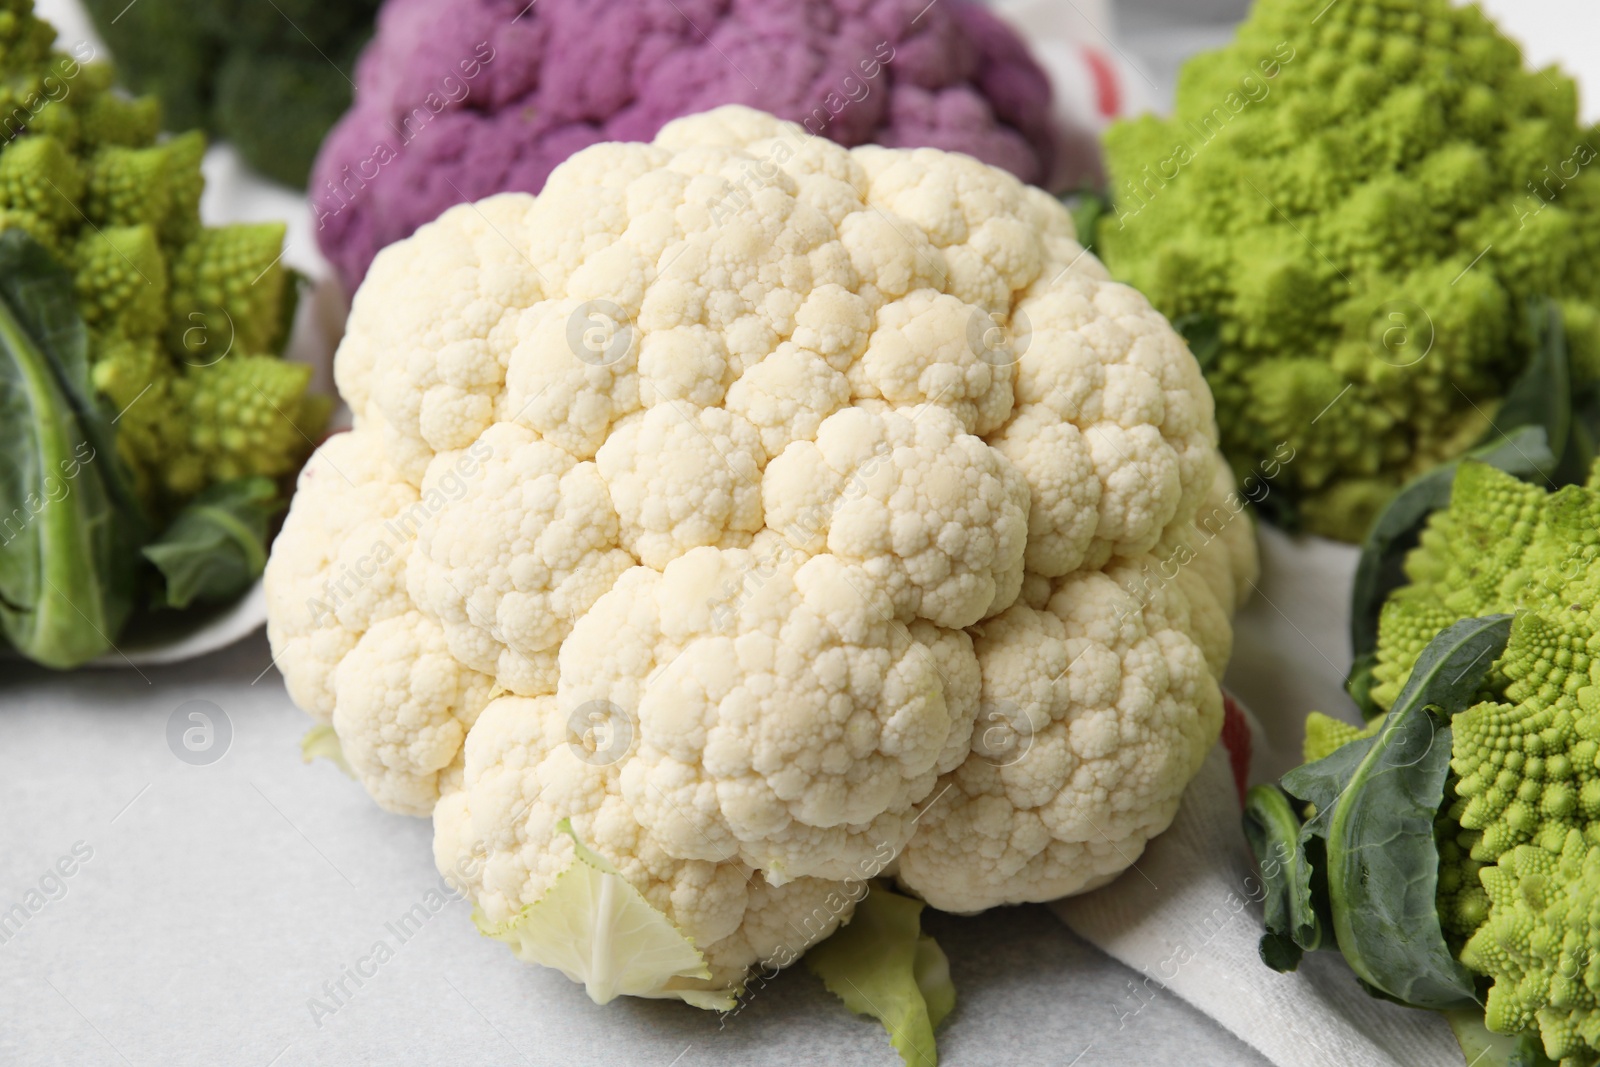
[1,633,1272,1067]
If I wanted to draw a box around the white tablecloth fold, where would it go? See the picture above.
[1053,741,1462,1067]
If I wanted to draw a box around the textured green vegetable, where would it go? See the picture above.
[1100,0,1600,541]
[80,0,379,187]
[0,1,322,514]
[1255,461,1600,1065]
[0,0,326,666]
[1348,302,1596,714]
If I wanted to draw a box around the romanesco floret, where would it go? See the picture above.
[1463,831,1600,1066]
[184,356,327,489]
[0,0,320,514]
[1100,0,1600,541]
[168,223,290,356]
[1302,710,1380,761]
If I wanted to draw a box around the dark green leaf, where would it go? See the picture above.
[1172,312,1223,374]
[143,476,281,609]
[0,229,145,667]
[1280,733,1381,818]
[1323,615,1512,1010]
[1258,932,1303,972]
[1347,427,1553,715]
[1490,299,1571,465]
[1243,784,1328,969]
[1065,188,1111,256]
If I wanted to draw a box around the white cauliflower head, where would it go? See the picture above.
[265,105,1256,997]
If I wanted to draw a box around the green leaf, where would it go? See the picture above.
[1065,188,1111,255]
[1172,311,1223,374]
[1322,615,1512,1010]
[1490,299,1571,468]
[142,476,281,609]
[1445,1010,1558,1067]
[1242,784,1327,970]
[808,883,955,1067]
[300,724,353,778]
[1347,427,1553,715]
[1280,732,1382,819]
[473,818,732,1010]
[0,229,145,667]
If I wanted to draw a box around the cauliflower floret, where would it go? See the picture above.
[596,405,766,568]
[264,428,420,720]
[266,105,1257,998]
[895,454,1256,913]
[896,564,1223,913]
[406,422,635,698]
[333,611,494,814]
[558,545,980,883]
[338,192,545,482]
[763,405,1029,629]
[434,695,853,992]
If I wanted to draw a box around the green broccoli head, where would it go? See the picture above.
[79,0,379,187]
[1101,0,1600,541]
[0,1,321,517]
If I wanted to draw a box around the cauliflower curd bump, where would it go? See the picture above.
[265,106,1257,1005]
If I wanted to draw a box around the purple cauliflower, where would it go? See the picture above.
[311,0,1072,291]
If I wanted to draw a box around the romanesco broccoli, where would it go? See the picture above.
[1100,0,1600,541]
[0,0,321,515]
[1359,461,1600,1061]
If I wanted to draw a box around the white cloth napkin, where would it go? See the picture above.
[1052,743,1461,1067]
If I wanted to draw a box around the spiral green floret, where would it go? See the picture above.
[184,356,326,488]
[0,0,320,517]
[168,222,290,357]
[73,223,169,336]
[1464,832,1600,1066]
[1100,0,1600,541]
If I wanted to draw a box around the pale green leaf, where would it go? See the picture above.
[807,884,955,1067]
[474,819,733,1010]
[300,724,353,778]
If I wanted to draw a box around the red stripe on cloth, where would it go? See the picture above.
[1219,691,1252,808]
[1081,46,1122,119]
